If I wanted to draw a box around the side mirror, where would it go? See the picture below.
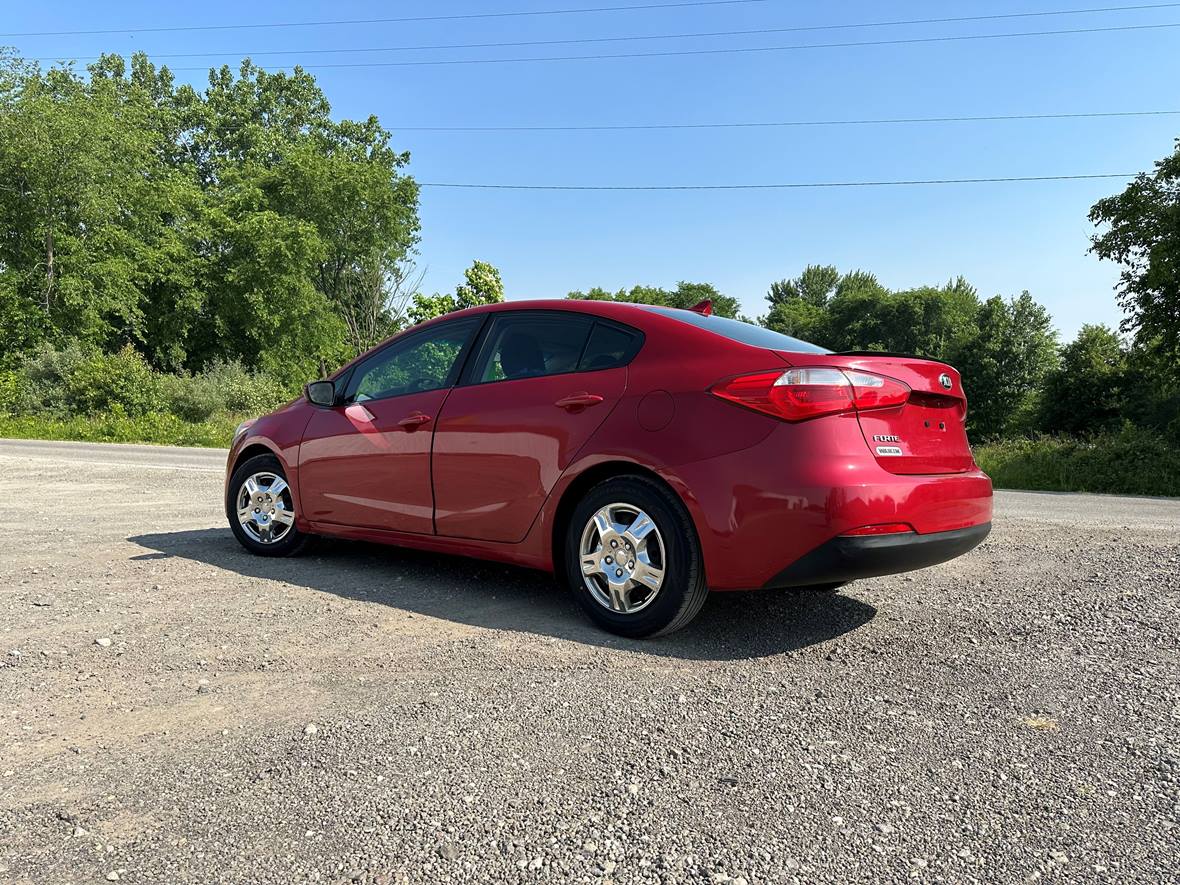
[305,380,336,407]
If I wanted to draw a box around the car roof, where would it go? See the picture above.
[443,298,656,322]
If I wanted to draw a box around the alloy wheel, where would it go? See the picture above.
[235,471,296,545]
[578,502,666,614]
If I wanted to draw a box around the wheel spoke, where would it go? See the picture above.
[606,581,629,613]
[267,477,288,499]
[591,510,613,541]
[236,505,254,525]
[633,561,664,591]
[581,554,601,576]
[272,508,295,526]
[623,510,655,547]
[244,477,260,496]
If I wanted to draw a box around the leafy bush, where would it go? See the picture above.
[158,372,226,423]
[974,425,1180,497]
[0,370,34,414]
[62,345,164,417]
[158,361,292,422]
[198,360,292,414]
[3,345,293,424]
[17,342,91,416]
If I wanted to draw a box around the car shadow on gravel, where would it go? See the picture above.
[129,529,876,661]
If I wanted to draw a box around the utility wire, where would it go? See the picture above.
[417,174,1137,191]
[41,2,1180,62]
[163,22,1180,70]
[0,0,770,38]
[397,109,1180,132]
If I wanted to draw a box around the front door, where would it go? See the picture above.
[298,317,481,534]
[432,312,637,543]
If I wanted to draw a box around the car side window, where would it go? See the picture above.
[346,319,480,403]
[473,314,595,383]
[578,322,642,371]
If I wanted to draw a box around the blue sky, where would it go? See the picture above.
[6,0,1180,341]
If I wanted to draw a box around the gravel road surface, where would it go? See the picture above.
[1,439,1177,884]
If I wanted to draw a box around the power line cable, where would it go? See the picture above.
[39,2,1180,62]
[0,0,771,38]
[416,173,1137,190]
[159,21,1180,70]
[397,109,1180,132]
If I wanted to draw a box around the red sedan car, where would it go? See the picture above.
[226,299,992,637]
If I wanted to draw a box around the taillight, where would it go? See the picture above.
[710,367,910,422]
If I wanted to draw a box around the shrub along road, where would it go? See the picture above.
[0,440,1177,884]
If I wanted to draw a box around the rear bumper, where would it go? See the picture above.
[663,415,993,589]
[763,522,992,589]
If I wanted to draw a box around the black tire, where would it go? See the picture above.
[563,475,708,638]
[227,453,311,557]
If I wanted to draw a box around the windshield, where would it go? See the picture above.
[643,306,831,354]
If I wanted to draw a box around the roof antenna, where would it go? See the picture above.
[688,299,713,316]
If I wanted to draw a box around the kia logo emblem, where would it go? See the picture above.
[939,373,953,390]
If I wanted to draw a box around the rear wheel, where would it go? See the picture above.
[564,475,707,637]
[227,454,310,557]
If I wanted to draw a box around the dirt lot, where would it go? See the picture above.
[1,439,1178,884]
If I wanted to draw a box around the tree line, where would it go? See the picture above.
[0,51,425,380]
[1,52,1177,445]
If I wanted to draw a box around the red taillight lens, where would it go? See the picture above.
[840,522,915,536]
[710,367,910,422]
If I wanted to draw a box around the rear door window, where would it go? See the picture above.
[472,313,595,383]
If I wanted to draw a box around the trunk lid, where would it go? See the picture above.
[775,350,976,475]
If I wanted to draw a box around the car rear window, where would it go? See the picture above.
[642,306,831,354]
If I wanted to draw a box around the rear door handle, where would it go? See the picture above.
[555,393,604,411]
[397,412,432,430]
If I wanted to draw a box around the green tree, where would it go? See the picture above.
[950,292,1059,439]
[454,260,505,309]
[408,260,505,325]
[1089,139,1180,372]
[173,59,419,375]
[566,286,621,301]
[0,52,420,382]
[763,299,827,342]
[768,264,839,308]
[763,268,980,355]
[1038,324,1127,435]
[566,281,741,318]
[0,54,198,361]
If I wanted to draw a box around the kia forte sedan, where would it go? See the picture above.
[226,299,992,637]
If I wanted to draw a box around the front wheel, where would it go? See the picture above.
[564,475,708,638]
[227,453,310,557]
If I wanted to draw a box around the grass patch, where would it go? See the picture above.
[974,425,1180,497]
[0,412,239,448]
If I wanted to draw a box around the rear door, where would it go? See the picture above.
[431,312,639,542]
[298,317,482,533]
